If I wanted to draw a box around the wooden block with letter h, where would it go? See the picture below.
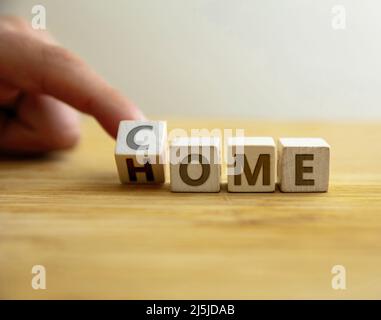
[170,137,221,192]
[227,137,276,192]
[115,120,167,184]
[278,138,330,192]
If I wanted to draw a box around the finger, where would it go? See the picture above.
[0,26,145,138]
[0,80,21,105]
[0,94,81,153]
[0,16,55,44]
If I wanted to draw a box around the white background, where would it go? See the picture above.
[2,0,381,119]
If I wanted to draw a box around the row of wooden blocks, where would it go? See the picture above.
[115,121,330,192]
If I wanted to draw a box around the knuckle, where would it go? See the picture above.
[35,45,79,92]
[41,44,75,65]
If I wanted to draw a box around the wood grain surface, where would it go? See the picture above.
[1,117,380,299]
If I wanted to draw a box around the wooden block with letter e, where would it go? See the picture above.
[170,137,221,192]
[227,137,276,192]
[278,138,330,192]
[115,121,167,184]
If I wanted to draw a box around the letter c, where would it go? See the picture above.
[126,125,154,150]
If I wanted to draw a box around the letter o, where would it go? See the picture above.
[179,154,210,186]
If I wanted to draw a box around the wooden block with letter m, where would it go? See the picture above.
[227,137,276,192]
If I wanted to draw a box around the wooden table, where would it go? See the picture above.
[1,117,381,299]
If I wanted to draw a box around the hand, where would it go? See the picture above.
[0,16,145,154]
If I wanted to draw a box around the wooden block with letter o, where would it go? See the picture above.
[278,138,330,192]
[115,120,167,184]
[227,137,276,192]
[170,137,221,192]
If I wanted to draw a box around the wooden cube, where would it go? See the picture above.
[278,138,330,192]
[115,121,167,184]
[227,137,276,192]
[170,137,221,192]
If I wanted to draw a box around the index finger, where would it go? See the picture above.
[0,27,145,137]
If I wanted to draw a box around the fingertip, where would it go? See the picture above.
[131,106,147,121]
[95,107,146,139]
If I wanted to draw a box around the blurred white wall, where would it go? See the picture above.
[2,0,381,119]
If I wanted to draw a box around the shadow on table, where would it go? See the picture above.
[69,179,330,196]
[114,183,171,192]
[0,152,65,163]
